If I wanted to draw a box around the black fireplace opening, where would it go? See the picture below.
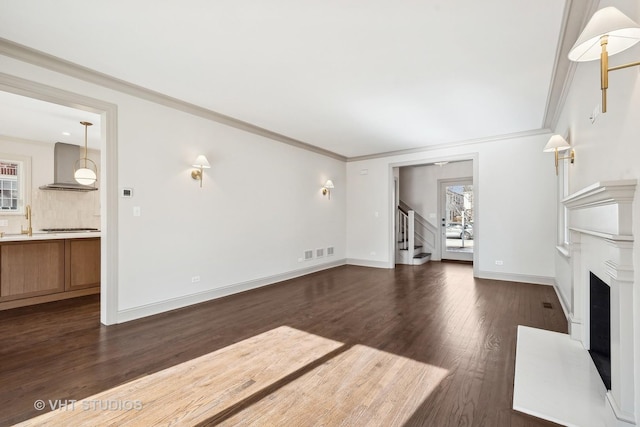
[589,272,611,390]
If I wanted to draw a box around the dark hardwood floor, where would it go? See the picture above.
[0,262,566,426]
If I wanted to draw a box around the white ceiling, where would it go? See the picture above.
[0,0,567,158]
[0,91,102,149]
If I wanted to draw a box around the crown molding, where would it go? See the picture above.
[346,128,551,162]
[0,38,347,162]
[542,0,600,131]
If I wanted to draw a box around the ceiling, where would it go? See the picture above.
[0,91,102,149]
[0,0,569,158]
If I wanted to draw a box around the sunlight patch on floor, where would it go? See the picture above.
[219,343,449,426]
[18,326,448,426]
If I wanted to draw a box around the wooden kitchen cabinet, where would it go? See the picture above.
[67,238,101,291]
[0,240,66,301]
[0,237,100,309]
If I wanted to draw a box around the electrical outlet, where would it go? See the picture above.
[191,276,201,283]
[495,260,504,266]
[0,219,8,227]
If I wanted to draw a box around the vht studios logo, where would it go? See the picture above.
[34,399,143,411]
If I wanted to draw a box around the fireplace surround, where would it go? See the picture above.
[564,180,637,425]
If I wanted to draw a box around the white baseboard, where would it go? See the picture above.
[569,314,583,341]
[552,281,570,321]
[346,258,393,269]
[117,259,347,323]
[476,270,554,286]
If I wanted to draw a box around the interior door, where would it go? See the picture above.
[440,178,474,262]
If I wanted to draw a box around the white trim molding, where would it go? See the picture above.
[346,258,393,269]
[476,271,555,286]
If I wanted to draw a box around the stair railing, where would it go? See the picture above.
[399,200,437,255]
[398,207,408,250]
[398,206,416,254]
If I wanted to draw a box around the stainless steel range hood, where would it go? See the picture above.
[39,142,98,191]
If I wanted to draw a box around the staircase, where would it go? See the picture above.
[396,206,431,265]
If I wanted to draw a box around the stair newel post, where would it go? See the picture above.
[408,210,415,255]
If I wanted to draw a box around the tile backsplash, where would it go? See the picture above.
[0,189,100,233]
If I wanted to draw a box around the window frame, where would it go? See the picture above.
[557,151,570,254]
[0,153,31,216]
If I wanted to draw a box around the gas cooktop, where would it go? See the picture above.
[40,228,100,233]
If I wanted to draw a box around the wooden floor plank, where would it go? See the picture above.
[0,262,567,426]
[15,327,343,426]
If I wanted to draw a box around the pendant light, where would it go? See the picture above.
[74,121,98,186]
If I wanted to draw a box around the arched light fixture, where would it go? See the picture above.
[74,121,98,186]
[191,155,211,187]
[322,179,334,199]
[568,7,640,113]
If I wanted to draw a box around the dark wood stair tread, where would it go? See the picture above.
[413,252,431,259]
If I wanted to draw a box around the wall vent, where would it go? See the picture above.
[327,246,334,256]
[304,250,313,260]
[316,248,324,258]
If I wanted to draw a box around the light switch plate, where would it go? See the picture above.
[133,206,141,217]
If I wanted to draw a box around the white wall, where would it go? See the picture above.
[399,160,473,225]
[0,54,346,320]
[347,134,557,282]
[552,0,640,419]
[0,137,100,232]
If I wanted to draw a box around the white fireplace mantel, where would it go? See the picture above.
[563,180,637,209]
[564,179,637,425]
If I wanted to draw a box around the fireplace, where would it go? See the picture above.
[563,180,637,425]
[589,272,610,390]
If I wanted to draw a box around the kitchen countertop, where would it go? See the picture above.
[0,231,101,242]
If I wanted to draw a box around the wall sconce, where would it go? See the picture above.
[322,180,334,199]
[74,121,98,186]
[568,7,640,113]
[191,155,211,187]
[543,135,575,175]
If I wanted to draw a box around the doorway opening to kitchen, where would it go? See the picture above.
[0,75,118,325]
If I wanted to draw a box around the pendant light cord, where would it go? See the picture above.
[80,121,92,168]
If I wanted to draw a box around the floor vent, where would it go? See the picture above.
[542,302,553,309]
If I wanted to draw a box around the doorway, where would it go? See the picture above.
[0,74,118,324]
[440,178,473,262]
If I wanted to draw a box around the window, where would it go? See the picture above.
[557,154,570,248]
[0,155,29,215]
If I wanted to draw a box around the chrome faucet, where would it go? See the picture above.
[21,204,32,237]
